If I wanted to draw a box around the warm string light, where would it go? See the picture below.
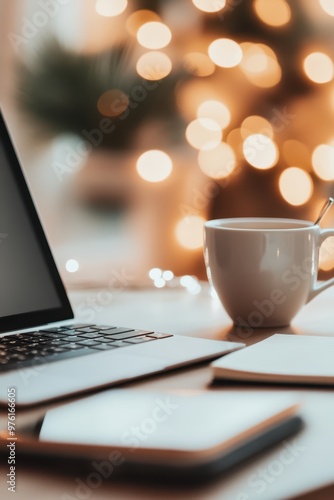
[126,10,160,36]
[197,100,231,129]
[319,0,334,17]
[185,118,222,150]
[303,52,334,84]
[137,22,172,49]
[66,259,79,273]
[148,268,202,294]
[253,0,291,27]
[241,115,273,139]
[208,38,243,68]
[95,0,128,17]
[198,142,236,179]
[136,150,173,182]
[312,144,334,180]
[192,0,226,13]
[175,216,206,250]
[279,168,313,206]
[240,43,281,88]
[136,51,172,80]
[92,5,334,264]
[242,134,279,169]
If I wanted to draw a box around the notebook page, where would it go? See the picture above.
[212,334,334,377]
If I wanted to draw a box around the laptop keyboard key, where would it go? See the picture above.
[0,324,173,373]
[146,333,173,339]
[100,327,135,335]
[124,337,156,344]
[77,339,100,346]
[106,330,151,341]
[77,332,101,339]
[90,344,117,350]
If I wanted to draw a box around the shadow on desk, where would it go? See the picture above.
[218,323,304,346]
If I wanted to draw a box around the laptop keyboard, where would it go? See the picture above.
[0,324,173,372]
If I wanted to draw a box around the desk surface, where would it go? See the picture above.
[1,284,334,500]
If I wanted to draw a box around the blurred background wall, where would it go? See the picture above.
[1,0,334,290]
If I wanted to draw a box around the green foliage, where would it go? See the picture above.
[17,39,184,150]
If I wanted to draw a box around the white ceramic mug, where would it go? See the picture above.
[204,218,334,328]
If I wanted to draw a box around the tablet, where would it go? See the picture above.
[1,389,303,481]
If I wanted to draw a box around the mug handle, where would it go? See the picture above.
[307,228,334,303]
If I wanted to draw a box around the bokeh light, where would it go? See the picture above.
[243,134,279,169]
[95,0,127,17]
[192,0,226,13]
[136,51,172,80]
[198,142,236,179]
[66,259,79,273]
[208,38,243,68]
[126,10,160,36]
[175,215,206,249]
[137,22,172,49]
[197,100,231,129]
[319,0,334,16]
[253,0,291,27]
[312,144,334,180]
[185,118,222,150]
[241,115,273,139]
[303,52,334,84]
[319,236,334,271]
[97,89,129,117]
[240,43,281,88]
[183,52,216,77]
[279,167,313,206]
[136,150,173,182]
[149,267,162,280]
[162,270,174,281]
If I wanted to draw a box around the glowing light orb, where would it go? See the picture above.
[95,0,127,17]
[97,89,129,117]
[136,150,173,182]
[186,118,222,150]
[279,167,313,206]
[198,143,236,179]
[208,38,242,68]
[254,0,291,27]
[66,259,79,273]
[137,22,172,49]
[126,10,160,36]
[319,236,334,271]
[136,51,172,80]
[175,216,206,249]
[192,0,226,12]
[149,268,162,280]
[320,0,334,16]
[197,100,231,129]
[312,144,334,180]
[304,52,334,84]
[240,43,281,88]
[243,134,278,169]
[241,115,273,139]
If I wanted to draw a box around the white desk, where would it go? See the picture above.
[1,284,334,500]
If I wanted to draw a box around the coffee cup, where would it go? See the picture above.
[204,217,334,328]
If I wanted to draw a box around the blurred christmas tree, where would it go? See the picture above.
[17,0,334,276]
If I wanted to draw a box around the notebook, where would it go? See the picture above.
[2,389,303,480]
[211,334,334,385]
[0,110,244,407]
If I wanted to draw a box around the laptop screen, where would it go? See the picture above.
[0,111,73,333]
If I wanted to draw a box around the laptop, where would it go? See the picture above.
[0,110,244,406]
